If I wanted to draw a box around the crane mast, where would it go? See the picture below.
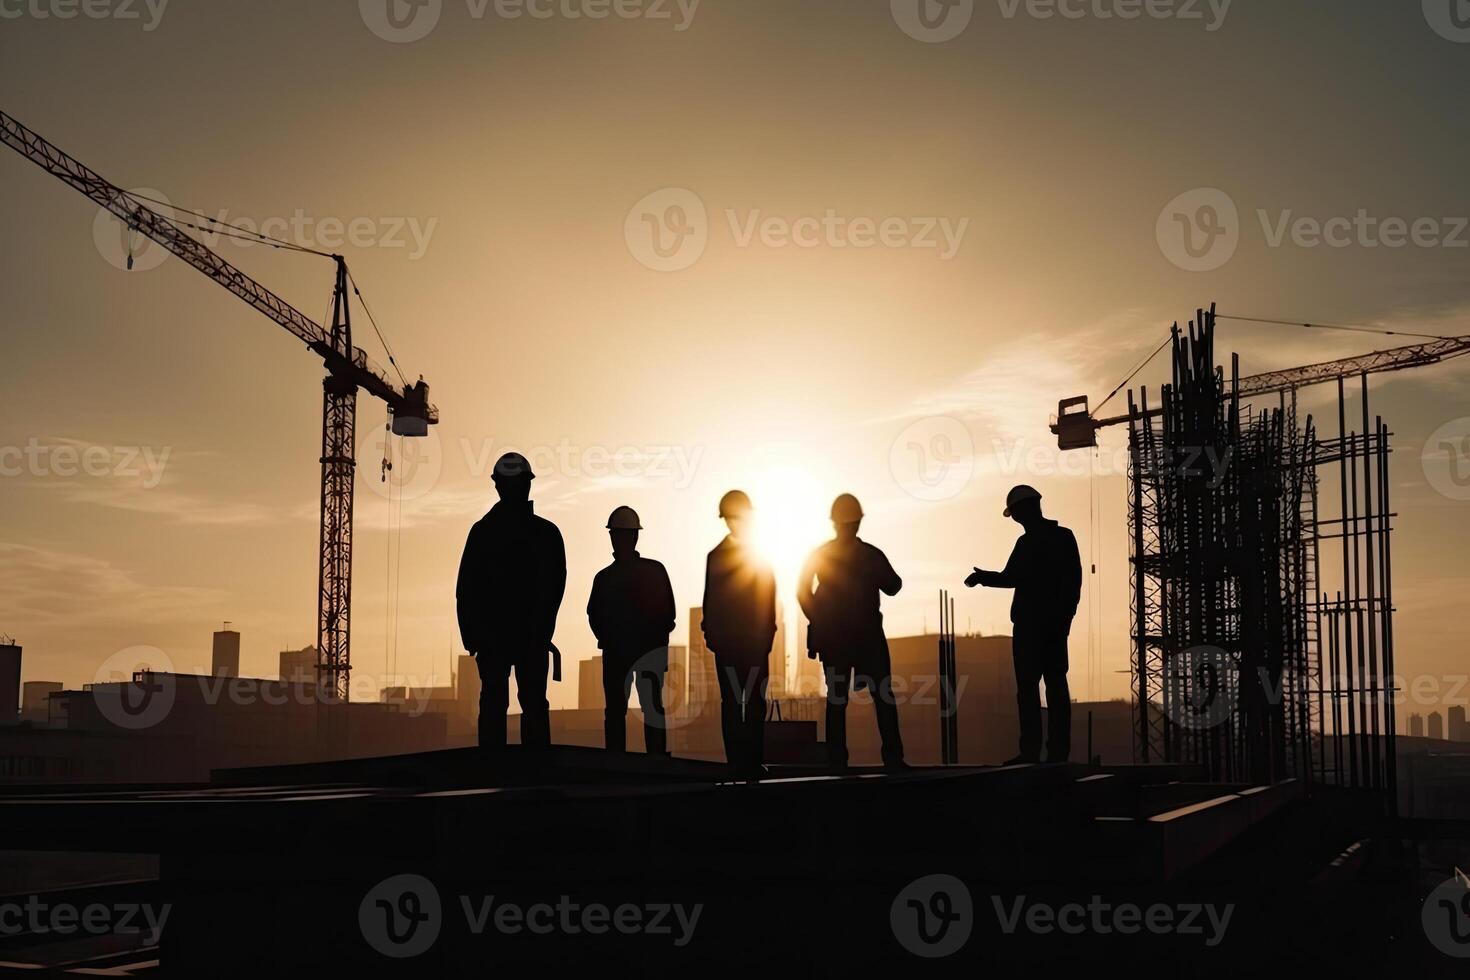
[0,109,438,702]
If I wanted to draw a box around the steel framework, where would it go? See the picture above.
[1126,307,1396,794]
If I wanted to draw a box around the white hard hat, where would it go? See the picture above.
[607,506,643,530]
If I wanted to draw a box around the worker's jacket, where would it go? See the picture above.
[456,501,566,658]
[797,537,902,677]
[700,536,776,665]
[974,519,1081,631]
[587,551,676,672]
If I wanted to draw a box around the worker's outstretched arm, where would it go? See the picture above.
[966,539,1022,589]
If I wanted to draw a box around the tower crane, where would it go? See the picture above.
[0,109,439,701]
[1051,306,1470,449]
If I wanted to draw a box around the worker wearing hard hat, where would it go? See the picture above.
[701,490,778,779]
[586,506,677,756]
[797,494,906,769]
[965,484,1082,764]
[455,452,567,750]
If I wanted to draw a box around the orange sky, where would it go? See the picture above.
[2,1,1468,716]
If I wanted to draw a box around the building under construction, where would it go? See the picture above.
[1123,306,1396,797]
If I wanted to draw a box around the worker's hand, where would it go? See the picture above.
[964,568,984,588]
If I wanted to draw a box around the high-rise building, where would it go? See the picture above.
[212,625,240,678]
[1449,705,1468,742]
[279,646,317,686]
[579,656,605,711]
[1409,712,1425,738]
[685,608,717,720]
[665,644,688,718]
[0,638,19,725]
[1428,711,1445,741]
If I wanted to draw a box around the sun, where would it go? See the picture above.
[743,463,833,590]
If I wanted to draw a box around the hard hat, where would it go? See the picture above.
[607,506,642,530]
[718,489,753,518]
[830,493,864,524]
[492,452,535,481]
[1003,484,1041,517]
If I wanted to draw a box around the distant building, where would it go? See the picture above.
[685,608,717,720]
[0,640,19,725]
[768,600,788,701]
[791,617,823,699]
[665,644,688,719]
[212,626,240,678]
[579,656,605,711]
[21,681,62,725]
[1409,713,1425,738]
[1428,711,1445,741]
[278,646,317,686]
[1449,705,1468,742]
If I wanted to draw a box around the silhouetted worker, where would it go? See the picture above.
[797,494,906,770]
[965,484,1081,764]
[587,506,676,756]
[702,490,777,779]
[456,452,567,750]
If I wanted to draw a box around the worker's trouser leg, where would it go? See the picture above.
[634,670,667,756]
[479,648,550,749]
[1013,625,1070,762]
[826,668,905,767]
[513,648,551,749]
[869,674,906,766]
[825,666,851,768]
[602,658,633,753]
[476,654,509,749]
[716,659,768,773]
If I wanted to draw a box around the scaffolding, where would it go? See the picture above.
[1127,307,1396,796]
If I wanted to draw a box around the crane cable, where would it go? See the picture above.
[122,190,413,389]
[346,268,409,389]
[121,189,336,257]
